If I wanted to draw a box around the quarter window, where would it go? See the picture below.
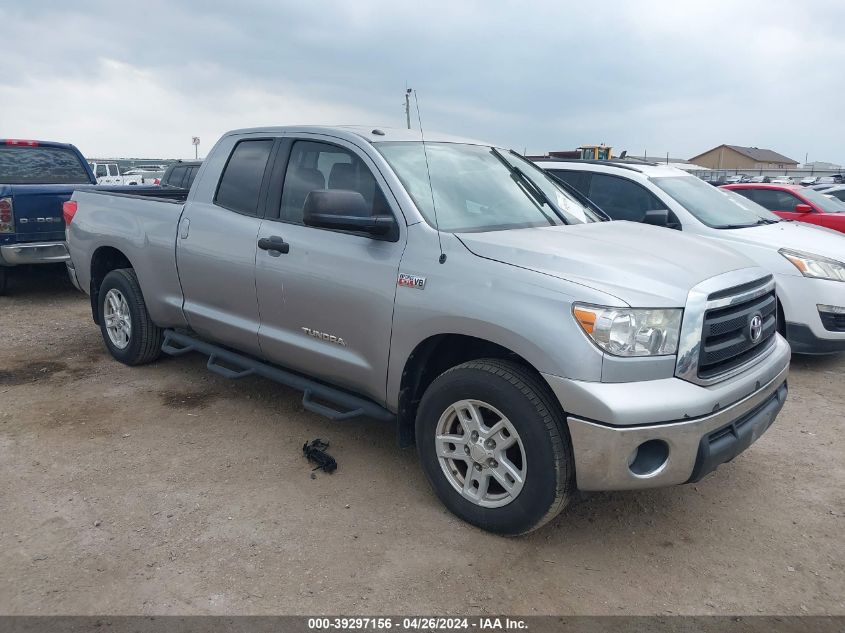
[280,140,390,224]
[215,139,274,216]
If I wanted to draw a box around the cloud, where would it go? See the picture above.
[1,0,843,163]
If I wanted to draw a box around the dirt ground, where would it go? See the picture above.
[0,265,843,616]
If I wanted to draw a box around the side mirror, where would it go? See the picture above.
[643,209,669,227]
[303,190,395,237]
[794,203,813,214]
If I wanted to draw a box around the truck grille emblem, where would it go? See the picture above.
[749,313,763,342]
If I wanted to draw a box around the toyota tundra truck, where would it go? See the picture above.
[65,126,790,534]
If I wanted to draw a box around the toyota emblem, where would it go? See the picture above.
[749,313,763,342]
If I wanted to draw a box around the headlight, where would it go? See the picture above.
[572,304,682,357]
[780,248,845,282]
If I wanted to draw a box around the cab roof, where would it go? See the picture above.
[224,125,491,147]
[536,159,690,179]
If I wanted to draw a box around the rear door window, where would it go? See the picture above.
[215,140,274,216]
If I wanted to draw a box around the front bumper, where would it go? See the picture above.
[543,336,790,491]
[777,273,845,354]
[0,242,70,266]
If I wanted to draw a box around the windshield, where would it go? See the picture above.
[0,146,92,184]
[651,175,779,228]
[375,142,598,232]
[800,187,845,213]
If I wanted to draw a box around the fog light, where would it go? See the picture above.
[628,439,669,477]
[818,304,845,314]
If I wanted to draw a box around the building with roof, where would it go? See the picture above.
[689,145,798,170]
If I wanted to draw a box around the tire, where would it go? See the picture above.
[0,267,7,296]
[416,359,574,535]
[98,268,163,365]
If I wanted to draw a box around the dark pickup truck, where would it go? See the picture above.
[0,139,98,294]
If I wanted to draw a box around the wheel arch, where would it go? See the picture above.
[89,246,134,324]
[396,333,553,447]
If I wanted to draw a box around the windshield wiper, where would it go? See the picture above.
[490,147,566,225]
[720,218,777,229]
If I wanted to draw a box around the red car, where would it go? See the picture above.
[721,183,845,234]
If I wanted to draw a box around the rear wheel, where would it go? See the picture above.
[416,359,574,535]
[98,268,163,365]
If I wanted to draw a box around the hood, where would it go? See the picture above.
[457,221,757,307]
[713,220,845,260]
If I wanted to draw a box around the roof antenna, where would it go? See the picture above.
[414,91,446,264]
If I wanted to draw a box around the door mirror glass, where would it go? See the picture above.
[794,203,813,213]
[303,190,395,237]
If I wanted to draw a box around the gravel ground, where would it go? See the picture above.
[0,265,843,615]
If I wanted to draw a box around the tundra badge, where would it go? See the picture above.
[302,327,347,347]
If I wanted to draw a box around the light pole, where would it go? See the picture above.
[405,88,412,130]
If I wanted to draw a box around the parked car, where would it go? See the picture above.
[0,139,97,294]
[770,176,796,184]
[816,175,843,185]
[723,183,845,234]
[88,161,124,185]
[749,175,771,183]
[540,160,845,354]
[65,126,789,535]
[810,183,836,192]
[159,160,202,189]
[815,185,845,203]
[122,168,163,186]
[800,176,820,186]
[725,174,751,184]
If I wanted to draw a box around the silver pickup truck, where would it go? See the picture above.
[65,126,790,534]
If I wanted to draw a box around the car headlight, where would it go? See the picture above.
[780,248,845,282]
[572,304,682,357]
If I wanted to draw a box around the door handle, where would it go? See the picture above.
[257,235,290,255]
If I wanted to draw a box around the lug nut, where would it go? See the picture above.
[474,463,483,471]
[470,431,479,441]
[464,446,470,455]
[488,458,497,468]
[484,439,496,449]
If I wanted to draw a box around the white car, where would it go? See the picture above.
[770,176,796,185]
[88,161,124,185]
[122,168,163,186]
[541,160,845,354]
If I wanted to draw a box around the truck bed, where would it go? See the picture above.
[67,189,189,330]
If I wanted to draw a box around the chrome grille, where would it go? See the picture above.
[698,282,777,379]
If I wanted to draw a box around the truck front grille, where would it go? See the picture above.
[698,280,777,380]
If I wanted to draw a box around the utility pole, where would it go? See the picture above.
[405,88,412,130]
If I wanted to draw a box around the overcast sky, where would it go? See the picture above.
[1,0,843,163]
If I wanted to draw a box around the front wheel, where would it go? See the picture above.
[416,359,574,535]
[98,268,163,365]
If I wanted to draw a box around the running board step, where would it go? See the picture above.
[161,330,394,423]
